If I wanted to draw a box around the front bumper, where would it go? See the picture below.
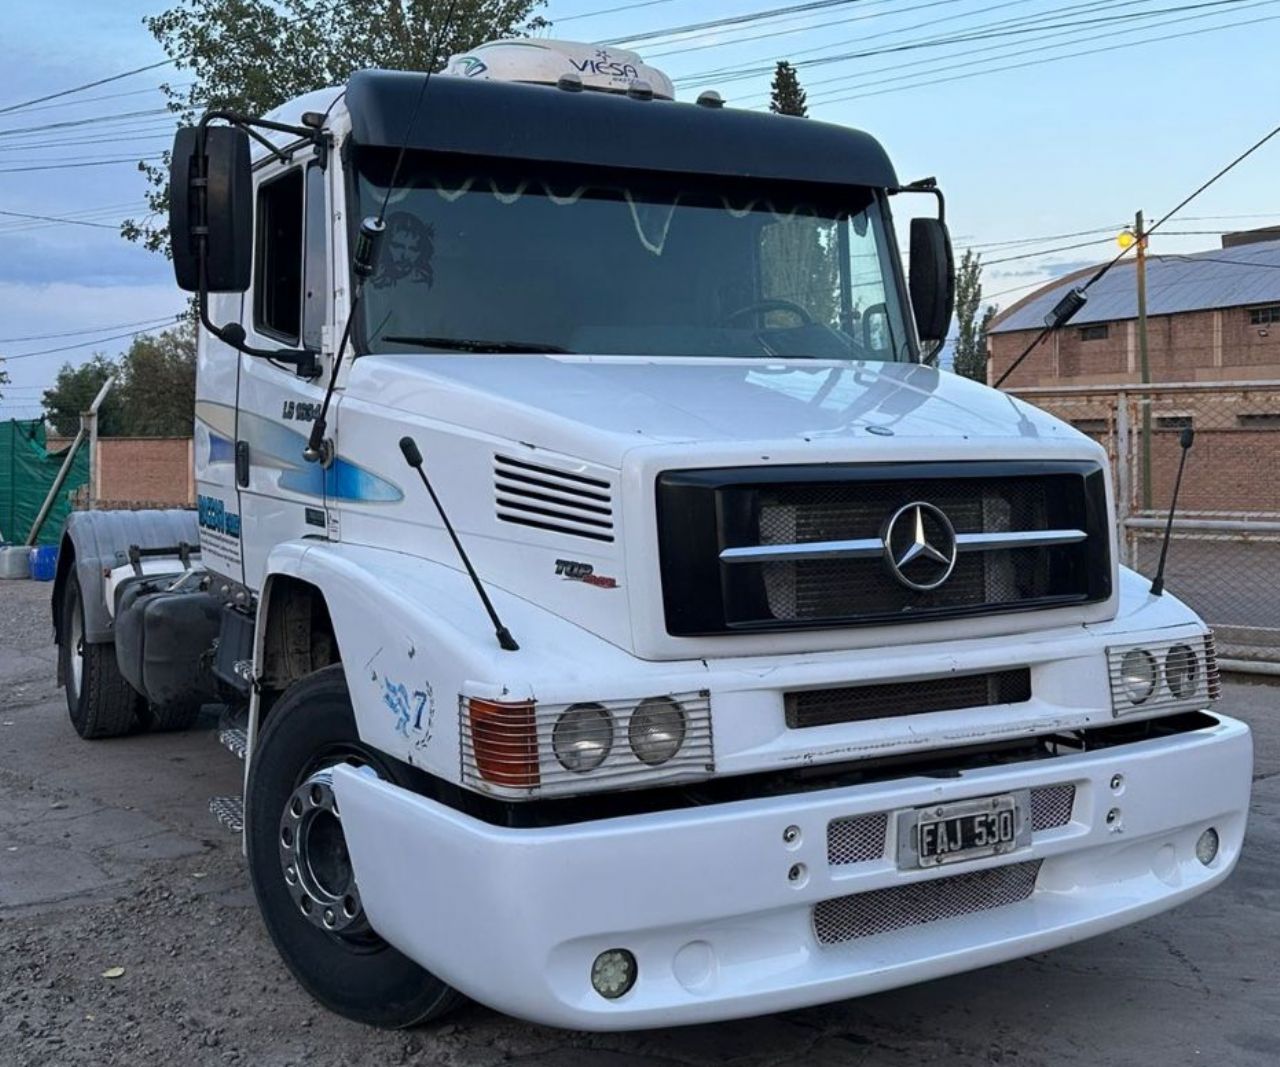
[333,712,1252,1031]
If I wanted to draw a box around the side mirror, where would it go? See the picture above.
[908,216,955,346]
[170,125,252,293]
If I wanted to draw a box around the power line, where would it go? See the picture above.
[966,225,1126,252]
[0,208,119,229]
[0,108,172,139]
[0,316,180,345]
[0,156,164,175]
[811,5,1278,104]
[607,0,862,46]
[0,59,175,117]
[0,320,184,362]
[995,117,1280,388]
[558,0,685,22]
[981,238,1120,266]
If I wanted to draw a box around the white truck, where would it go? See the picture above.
[51,39,1250,1031]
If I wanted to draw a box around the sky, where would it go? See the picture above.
[1,0,1278,416]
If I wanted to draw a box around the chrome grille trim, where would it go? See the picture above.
[721,528,1086,564]
[1107,632,1220,717]
[813,860,1042,945]
[494,453,615,543]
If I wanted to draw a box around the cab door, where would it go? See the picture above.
[234,152,332,590]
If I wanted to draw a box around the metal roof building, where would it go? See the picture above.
[991,238,1280,334]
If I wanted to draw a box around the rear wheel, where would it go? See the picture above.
[60,575,140,739]
[245,665,463,1028]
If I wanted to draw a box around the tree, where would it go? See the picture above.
[125,0,550,255]
[41,325,197,437]
[953,249,995,382]
[769,60,808,117]
[116,325,198,436]
[42,356,123,437]
[0,365,9,402]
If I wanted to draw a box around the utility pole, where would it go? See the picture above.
[1135,209,1153,510]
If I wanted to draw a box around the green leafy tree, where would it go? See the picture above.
[41,355,123,437]
[953,249,995,382]
[769,60,807,117]
[116,325,198,436]
[0,365,9,401]
[125,0,549,255]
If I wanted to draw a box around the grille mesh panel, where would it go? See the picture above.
[813,860,1042,945]
[759,480,1053,621]
[826,813,889,865]
[786,669,1032,729]
[1030,784,1076,831]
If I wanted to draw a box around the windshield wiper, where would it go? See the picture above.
[383,335,572,354]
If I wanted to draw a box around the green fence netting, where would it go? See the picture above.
[0,420,89,546]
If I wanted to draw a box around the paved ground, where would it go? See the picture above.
[1,577,1277,1067]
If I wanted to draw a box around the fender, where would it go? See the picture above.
[249,540,707,785]
[52,509,200,646]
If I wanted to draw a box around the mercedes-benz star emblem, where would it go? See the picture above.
[882,502,958,592]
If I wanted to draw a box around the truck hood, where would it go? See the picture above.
[349,354,1084,464]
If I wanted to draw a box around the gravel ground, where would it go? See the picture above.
[1,577,1277,1067]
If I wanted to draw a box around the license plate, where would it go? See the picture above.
[896,791,1031,869]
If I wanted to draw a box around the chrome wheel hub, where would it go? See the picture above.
[69,596,84,700]
[279,767,367,934]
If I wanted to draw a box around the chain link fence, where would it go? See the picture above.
[1014,381,1280,671]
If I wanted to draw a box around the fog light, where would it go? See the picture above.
[1196,827,1219,866]
[1120,649,1157,703]
[591,948,636,999]
[1165,644,1198,698]
[553,703,613,773]
[629,696,686,766]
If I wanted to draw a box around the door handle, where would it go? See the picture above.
[235,440,250,488]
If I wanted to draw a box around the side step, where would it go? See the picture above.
[218,706,248,761]
[209,795,244,834]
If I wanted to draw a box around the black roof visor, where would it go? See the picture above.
[344,70,899,189]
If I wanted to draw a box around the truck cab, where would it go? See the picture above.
[52,39,1250,1031]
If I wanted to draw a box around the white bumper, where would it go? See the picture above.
[332,712,1252,1031]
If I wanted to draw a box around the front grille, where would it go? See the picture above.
[656,461,1111,636]
[825,784,1074,866]
[813,860,1042,945]
[786,669,1031,729]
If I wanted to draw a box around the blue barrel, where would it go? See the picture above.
[29,545,59,582]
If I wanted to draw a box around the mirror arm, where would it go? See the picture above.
[192,111,321,377]
[894,176,946,224]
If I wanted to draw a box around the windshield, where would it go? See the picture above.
[355,153,913,362]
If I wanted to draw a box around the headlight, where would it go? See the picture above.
[1165,644,1197,697]
[628,696,687,766]
[1120,649,1157,703]
[552,703,613,772]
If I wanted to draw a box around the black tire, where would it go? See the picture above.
[60,575,141,740]
[245,664,463,1029]
[142,699,203,732]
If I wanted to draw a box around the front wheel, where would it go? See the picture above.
[245,664,463,1028]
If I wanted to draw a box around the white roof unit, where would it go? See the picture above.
[444,39,675,100]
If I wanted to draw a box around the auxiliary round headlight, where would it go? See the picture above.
[1165,644,1198,698]
[552,703,613,773]
[628,696,687,766]
[1120,649,1157,704]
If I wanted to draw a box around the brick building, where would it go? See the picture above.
[988,235,1280,388]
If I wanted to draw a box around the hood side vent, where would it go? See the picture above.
[494,454,615,543]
